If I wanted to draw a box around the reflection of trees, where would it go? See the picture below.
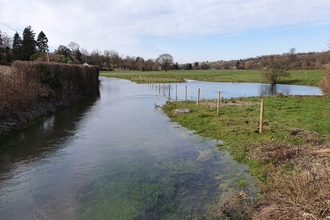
[0,88,100,168]
[259,84,278,96]
[259,84,291,96]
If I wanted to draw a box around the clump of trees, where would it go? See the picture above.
[0,26,48,62]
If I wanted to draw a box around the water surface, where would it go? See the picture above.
[0,78,319,219]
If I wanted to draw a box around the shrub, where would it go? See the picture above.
[30,52,46,61]
[319,67,330,95]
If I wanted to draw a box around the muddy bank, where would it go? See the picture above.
[0,61,99,136]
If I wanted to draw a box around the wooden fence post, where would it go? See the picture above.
[176,85,177,102]
[217,92,221,116]
[259,98,264,134]
[185,86,187,101]
[197,88,200,105]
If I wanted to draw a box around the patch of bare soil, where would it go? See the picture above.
[200,100,256,108]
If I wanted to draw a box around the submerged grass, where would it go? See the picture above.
[162,96,330,219]
[101,69,326,86]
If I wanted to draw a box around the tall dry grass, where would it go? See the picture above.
[0,66,42,118]
[250,133,330,219]
[0,61,99,119]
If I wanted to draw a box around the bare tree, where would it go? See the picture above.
[104,50,111,70]
[145,59,154,71]
[67,42,80,54]
[90,49,103,68]
[261,56,290,85]
[108,50,120,71]
[156,53,173,72]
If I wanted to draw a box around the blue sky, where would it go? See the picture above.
[1,0,330,63]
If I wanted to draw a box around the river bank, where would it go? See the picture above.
[162,96,330,219]
[0,62,99,136]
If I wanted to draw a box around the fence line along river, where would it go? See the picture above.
[0,77,320,219]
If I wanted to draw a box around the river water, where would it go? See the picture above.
[0,77,321,220]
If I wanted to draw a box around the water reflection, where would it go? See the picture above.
[146,80,321,101]
[0,89,100,164]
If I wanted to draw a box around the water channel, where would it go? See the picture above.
[0,77,321,219]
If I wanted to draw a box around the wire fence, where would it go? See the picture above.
[150,83,330,139]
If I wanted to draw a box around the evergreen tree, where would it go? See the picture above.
[21,26,37,60]
[4,46,12,62]
[36,31,49,52]
[12,32,22,60]
[75,48,83,63]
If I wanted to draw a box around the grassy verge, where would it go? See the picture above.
[162,96,330,219]
[101,69,326,86]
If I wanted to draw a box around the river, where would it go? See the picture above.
[0,77,321,219]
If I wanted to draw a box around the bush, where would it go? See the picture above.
[319,67,330,95]
[30,52,46,61]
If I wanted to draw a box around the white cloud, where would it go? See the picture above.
[1,0,330,59]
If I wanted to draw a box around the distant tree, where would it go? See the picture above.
[55,45,73,63]
[74,49,83,64]
[79,47,90,63]
[104,50,111,70]
[0,31,13,61]
[244,60,254,70]
[109,50,120,70]
[145,59,154,71]
[0,31,3,61]
[156,53,173,72]
[3,46,12,62]
[135,57,145,71]
[21,26,37,60]
[56,45,72,57]
[173,62,179,70]
[12,32,22,60]
[36,31,49,52]
[90,49,103,68]
[261,56,290,85]
[68,42,80,54]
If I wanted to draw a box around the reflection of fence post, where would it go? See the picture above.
[259,98,264,134]
[159,83,160,94]
[175,85,177,102]
[185,86,187,101]
[168,84,170,99]
[217,92,221,116]
[163,83,165,95]
[197,88,200,105]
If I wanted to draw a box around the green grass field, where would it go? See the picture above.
[101,69,326,86]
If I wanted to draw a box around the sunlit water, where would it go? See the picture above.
[0,78,321,219]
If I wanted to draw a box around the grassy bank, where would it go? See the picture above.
[102,68,330,218]
[101,69,326,86]
[162,96,330,219]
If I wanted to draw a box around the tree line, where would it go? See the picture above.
[192,47,330,71]
[0,26,48,63]
[0,26,175,71]
[1,26,329,72]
